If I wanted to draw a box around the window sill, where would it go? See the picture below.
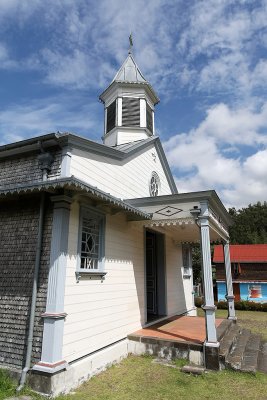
[75,271,107,282]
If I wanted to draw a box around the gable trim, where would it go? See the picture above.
[154,138,178,195]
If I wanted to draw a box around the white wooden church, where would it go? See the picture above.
[0,49,236,395]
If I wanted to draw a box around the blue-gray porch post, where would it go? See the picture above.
[223,241,236,320]
[199,200,219,370]
[33,195,72,374]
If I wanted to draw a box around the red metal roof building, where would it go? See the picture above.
[213,244,267,263]
[213,244,267,302]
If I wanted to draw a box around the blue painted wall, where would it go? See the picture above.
[217,282,226,301]
[217,281,267,302]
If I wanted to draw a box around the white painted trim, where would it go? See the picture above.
[117,97,122,126]
[204,340,219,348]
[223,241,236,320]
[104,107,107,135]
[61,147,72,177]
[140,98,146,128]
[32,360,68,374]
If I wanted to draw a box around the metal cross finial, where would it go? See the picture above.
[128,33,133,54]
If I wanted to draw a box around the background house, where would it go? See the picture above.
[214,244,267,302]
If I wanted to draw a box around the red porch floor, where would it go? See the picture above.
[131,316,224,344]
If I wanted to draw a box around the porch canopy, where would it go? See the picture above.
[127,190,236,370]
[128,190,230,243]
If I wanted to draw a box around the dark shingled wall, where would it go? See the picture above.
[0,150,61,187]
[0,196,53,369]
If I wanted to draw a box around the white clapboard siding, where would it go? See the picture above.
[64,307,142,335]
[63,201,190,364]
[65,297,143,315]
[63,204,145,363]
[64,300,141,323]
[64,314,142,345]
[63,321,142,362]
[165,237,188,315]
[70,144,172,199]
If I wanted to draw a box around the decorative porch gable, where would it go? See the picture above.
[128,189,235,370]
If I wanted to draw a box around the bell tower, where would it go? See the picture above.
[99,44,159,147]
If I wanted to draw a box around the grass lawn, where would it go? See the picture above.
[197,308,267,341]
[1,357,267,400]
[0,369,42,400]
[1,310,266,400]
[0,369,15,400]
[54,356,266,400]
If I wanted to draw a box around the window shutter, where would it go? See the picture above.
[122,97,140,127]
[106,100,116,133]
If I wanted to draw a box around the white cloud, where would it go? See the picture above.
[176,0,267,98]
[164,101,267,208]
[0,96,102,145]
[0,0,266,100]
[197,103,267,145]
[0,0,266,211]
[0,0,177,91]
[243,149,267,179]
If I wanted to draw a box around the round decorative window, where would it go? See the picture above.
[149,171,160,197]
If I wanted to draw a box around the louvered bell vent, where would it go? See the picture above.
[106,100,116,133]
[122,97,140,127]
[146,104,153,133]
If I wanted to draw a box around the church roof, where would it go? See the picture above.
[99,52,159,104]
[112,53,147,83]
[0,176,151,221]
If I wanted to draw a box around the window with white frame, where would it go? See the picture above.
[78,207,105,273]
[182,245,191,277]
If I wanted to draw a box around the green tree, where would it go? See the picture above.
[229,201,267,244]
[192,245,202,284]
[192,201,267,285]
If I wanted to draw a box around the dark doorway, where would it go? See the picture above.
[233,283,240,301]
[146,230,166,322]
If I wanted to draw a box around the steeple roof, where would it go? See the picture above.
[112,53,147,83]
[99,52,159,105]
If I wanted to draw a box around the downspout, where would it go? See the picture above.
[17,146,53,391]
[17,191,46,391]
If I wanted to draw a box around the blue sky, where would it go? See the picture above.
[0,0,267,209]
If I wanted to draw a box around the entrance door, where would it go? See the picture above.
[233,283,240,301]
[146,231,158,316]
[145,230,166,322]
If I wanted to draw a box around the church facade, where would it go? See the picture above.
[0,52,235,395]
